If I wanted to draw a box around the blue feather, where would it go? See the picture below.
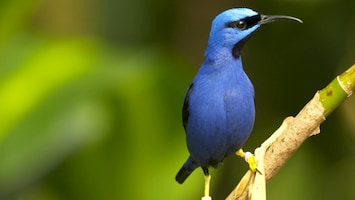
[176,7,301,185]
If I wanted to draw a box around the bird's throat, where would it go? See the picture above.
[232,34,252,58]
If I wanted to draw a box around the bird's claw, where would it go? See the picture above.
[236,149,262,174]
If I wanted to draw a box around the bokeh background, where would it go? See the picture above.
[0,0,355,199]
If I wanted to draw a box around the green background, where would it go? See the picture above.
[0,0,355,199]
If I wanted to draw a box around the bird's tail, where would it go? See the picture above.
[175,156,199,184]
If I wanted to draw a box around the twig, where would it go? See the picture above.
[226,64,355,200]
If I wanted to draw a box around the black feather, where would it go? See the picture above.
[182,83,194,130]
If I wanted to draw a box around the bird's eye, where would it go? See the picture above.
[236,20,247,30]
[227,20,248,30]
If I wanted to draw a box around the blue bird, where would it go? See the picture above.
[175,8,301,198]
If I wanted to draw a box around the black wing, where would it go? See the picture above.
[182,83,194,130]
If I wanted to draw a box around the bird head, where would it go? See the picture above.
[205,8,302,59]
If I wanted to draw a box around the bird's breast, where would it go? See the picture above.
[185,65,255,165]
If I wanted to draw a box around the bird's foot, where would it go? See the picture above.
[202,174,212,200]
[236,149,262,174]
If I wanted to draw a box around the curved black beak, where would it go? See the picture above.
[258,15,303,25]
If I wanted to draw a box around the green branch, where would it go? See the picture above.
[226,64,355,200]
[320,65,355,116]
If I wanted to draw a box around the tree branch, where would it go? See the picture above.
[226,64,355,200]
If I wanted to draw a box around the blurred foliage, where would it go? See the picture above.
[0,0,354,200]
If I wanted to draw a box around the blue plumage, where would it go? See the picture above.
[176,8,301,186]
